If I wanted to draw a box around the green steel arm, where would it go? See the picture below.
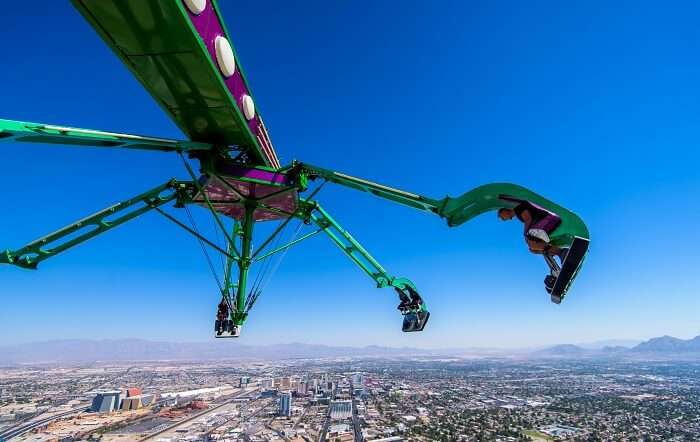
[296,163,589,247]
[0,118,214,153]
[298,199,415,292]
[232,205,255,326]
[70,0,279,167]
[0,180,193,269]
[294,163,441,212]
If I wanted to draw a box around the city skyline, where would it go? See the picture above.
[2,1,700,348]
[3,356,700,440]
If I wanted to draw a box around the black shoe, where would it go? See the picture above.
[544,275,556,292]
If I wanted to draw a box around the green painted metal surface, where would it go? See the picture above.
[298,199,418,293]
[70,0,275,166]
[0,180,193,269]
[297,163,441,212]
[0,118,212,153]
[233,205,255,326]
[299,163,590,248]
[437,183,590,246]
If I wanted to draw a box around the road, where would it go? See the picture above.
[1,366,136,441]
[350,380,362,442]
[0,406,90,441]
[142,387,258,441]
[210,398,273,436]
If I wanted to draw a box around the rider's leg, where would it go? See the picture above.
[527,237,548,254]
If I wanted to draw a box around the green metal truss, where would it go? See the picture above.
[0,119,214,153]
[0,180,195,269]
[297,199,415,292]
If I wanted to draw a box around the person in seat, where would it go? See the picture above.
[497,197,567,261]
[216,298,229,335]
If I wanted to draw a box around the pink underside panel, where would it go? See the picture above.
[194,176,297,221]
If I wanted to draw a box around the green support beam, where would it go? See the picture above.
[297,162,589,247]
[222,222,239,297]
[233,205,255,326]
[298,199,414,292]
[297,162,441,212]
[0,180,194,269]
[0,118,214,153]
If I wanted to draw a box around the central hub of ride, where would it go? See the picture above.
[193,161,299,221]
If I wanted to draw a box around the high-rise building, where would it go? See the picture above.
[352,373,364,386]
[329,399,352,419]
[261,378,274,391]
[91,391,121,413]
[239,376,251,388]
[279,391,293,417]
[296,380,308,396]
[279,376,291,390]
[352,373,365,397]
[274,376,291,390]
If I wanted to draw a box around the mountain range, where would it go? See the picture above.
[536,334,700,358]
[0,339,451,364]
[1,335,699,364]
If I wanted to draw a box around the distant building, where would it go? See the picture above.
[239,376,251,388]
[279,391,293,417]
[328,423,353,439]
[0,414,15,423]
[91,391,121,413]
[120,393,155,411]
[540,425,581,437]
[121,396,142,411]
[190,399,208,410]
[296,380,308,396]
[323,381,336,397]
[141,394,156,407]
[276,376,292,390]
[330,399,352,419]
[261,378,274,390]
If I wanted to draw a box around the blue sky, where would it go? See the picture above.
[1,1,699,348]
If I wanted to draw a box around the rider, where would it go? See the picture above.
[497,196,567,261]
[216,298,229,335]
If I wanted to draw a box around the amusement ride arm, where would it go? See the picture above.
[0,180,197,269]
[294,162,589,247]
[0,118,214,153]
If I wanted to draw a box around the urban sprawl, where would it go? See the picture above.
[1,358,700,441]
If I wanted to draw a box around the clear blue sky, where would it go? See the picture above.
[1,1,699,348]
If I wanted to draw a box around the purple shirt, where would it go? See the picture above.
[500,195,561,234]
